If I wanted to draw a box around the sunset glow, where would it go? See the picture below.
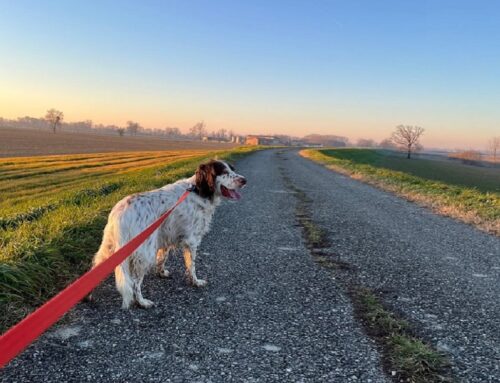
[1,1,499,149]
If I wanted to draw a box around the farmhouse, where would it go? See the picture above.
[245,135,280,146]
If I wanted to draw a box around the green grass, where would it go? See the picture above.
[301,149,500,236]
[323,149,499,193]
[0,147,259,332]
[353,288,451,382]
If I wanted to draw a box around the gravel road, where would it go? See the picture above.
[2,149,498,382]
[280,149,500,382]
[1,149,388,382]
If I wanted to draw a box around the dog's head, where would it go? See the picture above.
[195,160,246,201]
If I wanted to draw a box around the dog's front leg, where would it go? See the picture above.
[156,247,172,278]
[183,245,206,287]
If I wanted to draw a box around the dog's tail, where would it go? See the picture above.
[114,259,134,309]
[86,221,123,302]
[89,220,135,308]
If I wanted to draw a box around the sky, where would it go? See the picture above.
[0,0,499,149]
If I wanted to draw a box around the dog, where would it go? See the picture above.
[90,159,246,309]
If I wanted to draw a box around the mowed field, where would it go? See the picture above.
[302,149,500,235]
[0,127,237,157]
[326,149,500,193]
[0,146,258,331]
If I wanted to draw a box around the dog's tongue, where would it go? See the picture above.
[229,189,241,200]
[222,186,241,200]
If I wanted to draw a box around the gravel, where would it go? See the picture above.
[1,149,388,382]
[282,149,500,382]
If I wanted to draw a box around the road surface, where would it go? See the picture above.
[2,149,499,382]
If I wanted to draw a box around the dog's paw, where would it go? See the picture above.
[83,293,94,303]
[137,299,155,309]
[193,278,207,287]
[157,269,171,279]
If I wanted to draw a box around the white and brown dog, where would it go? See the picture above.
[91,160,246,309]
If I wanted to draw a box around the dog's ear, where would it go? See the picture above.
[195,162,216,199]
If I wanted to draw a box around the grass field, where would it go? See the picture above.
[0,127,237,157]
[301,149,500,236]
[326,149,499,193]
[0,147,258,332]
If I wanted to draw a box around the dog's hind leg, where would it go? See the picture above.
[133,272,154,309]
[115,259,135,309]
[156,246,173,278]
[130,257,154,308]
[183,244,206,287]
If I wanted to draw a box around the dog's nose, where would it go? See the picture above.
[239,177,247,186]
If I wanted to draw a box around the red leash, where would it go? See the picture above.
[0,189,192,368]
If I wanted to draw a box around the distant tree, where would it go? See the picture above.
[117,128,125,137]
[391,125,424,159]
[379,138,398,149]
[189,121,207,140]
[356,138,377,147]
[216,128,227,140]
[488,136,500,162]
[302,134,349,147]
[164,127,181,137]
[45,109,64,133]
[69,120,92,132]
[126,121,141,136]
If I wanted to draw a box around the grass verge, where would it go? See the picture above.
[300,149,499,236]
[0,146,260,332]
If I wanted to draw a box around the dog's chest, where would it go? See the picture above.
[158,200,216,244]
[189,206,215,235]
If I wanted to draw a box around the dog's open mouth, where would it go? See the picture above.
[221,185,241,200]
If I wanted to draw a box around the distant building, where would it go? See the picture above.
[245,135,279,145]
[230,135,244,144]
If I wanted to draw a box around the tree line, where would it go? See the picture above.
[0,110,237,141]
[357,125,499,162]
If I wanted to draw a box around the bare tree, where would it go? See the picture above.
[116,128,125,137]
[189,121,207,140]
[45,109,64,133]
[126,121,141,136]
[391,125,425,159]
[164,127,181,138]
[488,136,500,162]
[216,128,227,141]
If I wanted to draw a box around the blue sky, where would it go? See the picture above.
[0,0,499,148]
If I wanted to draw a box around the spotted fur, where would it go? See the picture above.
[90,160,246,309]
